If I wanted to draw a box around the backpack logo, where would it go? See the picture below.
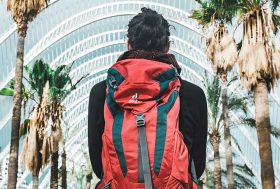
[129,93,140,103]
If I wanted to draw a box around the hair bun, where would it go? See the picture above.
[141,7,153,14]
[143,15,161,26]
[141,7,162,26]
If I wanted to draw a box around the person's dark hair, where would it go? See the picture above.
[127,7,171,52]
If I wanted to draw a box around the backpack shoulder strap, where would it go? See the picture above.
[136,114,153,189]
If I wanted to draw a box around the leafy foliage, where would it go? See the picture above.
[233,164,257,189]
[241,117,280,138]
[19,119,30,138]
[190,0,239,27]
[21,59,87,177]
[228,94,248,115]
[190,1,216,27]
[204,74,221,127]
[272,14,280,33]
[25,59,50,101]
[271,0,280,11]
[0,87,14,96]
[201,162,257,189]
[48,64,72,102]
[204,74,248,136]
[235,164,255,177]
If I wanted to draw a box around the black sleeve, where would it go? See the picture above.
[179,80,208,179]
[88,80,106,179]
[193,85,207,179]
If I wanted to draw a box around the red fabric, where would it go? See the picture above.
[101,59,193,189]
[95,180,106,189]
[117,49,182,75]
[112,59,175,114]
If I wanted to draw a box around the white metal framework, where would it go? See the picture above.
[0,0,279,188]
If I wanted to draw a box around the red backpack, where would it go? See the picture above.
[98,59,198,189]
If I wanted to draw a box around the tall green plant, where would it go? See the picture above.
[205,75,223,189]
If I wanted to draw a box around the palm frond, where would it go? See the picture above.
[271,0,280,12]
[237,0,262,15]
[0,87,14,96]
[232,135,243,154]
[227,75,238,87]
[62,73,89,100]
[233,172,257,189]
[189,8,215,27]
[238,6,280,91]
[48,64,72,101]
[272,14,280,34]
[190,0,216,26]
[271,125,280,138]
[240,117,256,128]
[7,0,48,25]
[27,59,50,100]
[234,163,255,177]
[204,74,221,123]
[240,117,279,137]
[191,0,239,26]
[207,27,238,74]
[8,79,15,89]
[228,95,248,115]
[19,119,30,138]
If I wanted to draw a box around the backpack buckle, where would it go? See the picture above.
[136,114,145,127]
[108,75,118,89]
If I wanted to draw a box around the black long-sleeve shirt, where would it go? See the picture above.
[88,79,208,180]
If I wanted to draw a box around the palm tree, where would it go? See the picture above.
[21,61,51,189]
[205,75,223,189]
[204,73,251,189]
[6,1,48,188]
[60,121,70,189]
[190,1,238,188]
[47,63,87,188]
[237,1,280,188]
[20,60,86,188]
[192,1,280,188]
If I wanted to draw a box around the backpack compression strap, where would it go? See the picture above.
[136,114,153,189]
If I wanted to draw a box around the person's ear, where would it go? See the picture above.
[164,41,170,53]
[127,40,132,50]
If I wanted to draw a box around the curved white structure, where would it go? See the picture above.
[0,0,279,188]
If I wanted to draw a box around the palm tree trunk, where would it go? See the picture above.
[221,80,234,189]
[61,148,67,189]
[7,34,26,189]
[210,135,222,189]
[32,173,39,189]
[50,151,59,189]
[254,81,275,189]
